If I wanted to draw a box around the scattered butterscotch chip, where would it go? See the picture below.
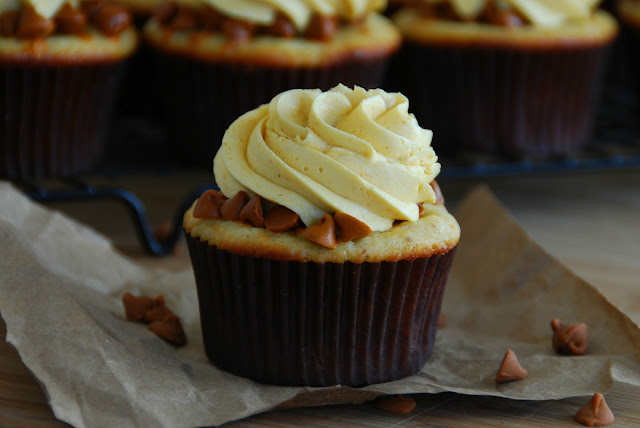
[430,180,444,205]
[154,220,173,245]
[93,2,131,36]
[55,4,87,35]
[374,395,417,414]
[148,315,187,347]
[334,212,372,242]
[305,13,338,41]
[220,190,250,221]
[17,5,55,39]
[264,205,299,232]
[299,214,337,249]
[576,393,615,426]
[122,293,186,346]
[193,189,226,219]
[239,194,264,227]
[551,318,588,355]
[495,349,528,383]
[437,312,446,328]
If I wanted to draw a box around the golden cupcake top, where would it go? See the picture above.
[0,0,134,39]
[214,84,440,233]
[409,0,603,27]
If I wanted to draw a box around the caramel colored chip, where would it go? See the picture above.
[93,2,131,36]
[145,301,175,323]
[265,205,299,232]
[122,292,154,322]
[193,189,226,219]
[239,194,264,227]
[220,191,249,221]
[495,349,528,383]
[551,318,588,355]
[576,393,615,426]
[437,312,446,328]
[16,5,55,39]
[154,220,173,245]
[266,12,296,38]
[375,395,416,414]
[197,5,220,30]
[153,2,177,25]
[221,17,255,43]
[298,215,337,249]
[0,10,19,37]
[334,212,372,242]
[148,315,187,347]
[165,5,197,31]
[430,180,445,205]
[305,13,338,41]
[55,4,87,34]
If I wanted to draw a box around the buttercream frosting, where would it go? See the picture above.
[214,85,440,232]
[417,0,602,27]
[173,0,386,31]
[0,0,79,19]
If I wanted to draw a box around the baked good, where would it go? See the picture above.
[0,0,137,179]
[391,0,619,158]
[143,0,401,163]
[183,85,460,387]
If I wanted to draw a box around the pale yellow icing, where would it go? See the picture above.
[171,0,386,31]
[418,0,602,27]
[0,0,80,19]
[214,85,440,232]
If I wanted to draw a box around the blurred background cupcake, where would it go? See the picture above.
[0,0,137,179]
[389,0,619,159]
[143,0,401,164]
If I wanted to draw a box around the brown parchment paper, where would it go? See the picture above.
[1,181,639,428]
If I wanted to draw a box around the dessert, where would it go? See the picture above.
[0,0,137,179]
[551,318,589,355]
[143,0,401,163]
[183,85,460,387]
[391,0,619,158]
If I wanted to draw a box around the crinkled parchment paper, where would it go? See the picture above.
[1,182,639,428]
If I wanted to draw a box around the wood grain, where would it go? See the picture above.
[2,169,640,427]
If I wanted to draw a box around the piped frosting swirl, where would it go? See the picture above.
[214,85,440,232]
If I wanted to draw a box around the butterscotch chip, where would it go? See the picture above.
[266,12,296,38]
[193,189,226,219]
[334,212,372,242]
[221,17,255,43]
[264,205,299,232]
[221,191,250,221]
[374,395,416,414]
[576,393,615,426]
[437,312,446,328]
[430,180,445,205]
[495,349,527,383]
[164,5,197,32]
[239,194,264,227]
[298,215,337,249]
[145,301,175,323]
[154,220,173,245]
[0,10,19,37]
[17,5,55,39]
[305,13,338,41]
[122,293,154,322]
[55,4,87,34]
[551,318,588,355]
[148,315,187,347]
[197,5,220,30]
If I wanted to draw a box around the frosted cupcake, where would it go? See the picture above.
[183,85,460,387]
[391,0,619,158]
[143,0,401,163]
[0,0,137,179]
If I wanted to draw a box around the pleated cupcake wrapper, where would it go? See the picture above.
[154,53,391,163]
[396,42,611,159]
[185,232,456,387]
[1,62,125,179]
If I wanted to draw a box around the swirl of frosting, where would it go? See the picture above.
[418,0,602,27]
[214,85,440,232]
[172,0,386,32]
[0,0,79,19]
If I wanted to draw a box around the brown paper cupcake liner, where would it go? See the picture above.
[0,62,125,179]
[393,42,611,159]
[154,53,391,163]
[185,231,456,387]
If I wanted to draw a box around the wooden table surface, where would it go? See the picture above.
[2,168,640,427]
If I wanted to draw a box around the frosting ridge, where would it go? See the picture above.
[214,85,440,232]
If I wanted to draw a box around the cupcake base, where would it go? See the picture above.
[0,62,126,179]
[186,232,456,387]
[394,42,611,159]
[155,53,391,163]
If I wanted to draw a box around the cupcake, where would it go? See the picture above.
[617,0,640,108]
[0,0,137,179]
[183,85,460,387]
[143,0,401,163]
[391,0,619,159]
